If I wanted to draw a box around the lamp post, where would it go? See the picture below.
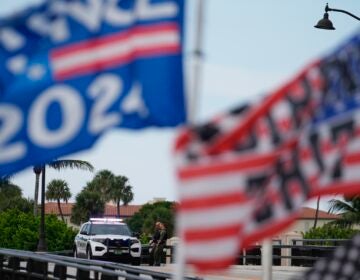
[33,166,42,216]
[37,164,47,252]
[315,3,360,30]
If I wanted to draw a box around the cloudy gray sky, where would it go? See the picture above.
[4,0,359,208]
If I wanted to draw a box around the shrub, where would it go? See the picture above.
[303,223,359,245]
[0,209,77,251]
[45,215,77,251]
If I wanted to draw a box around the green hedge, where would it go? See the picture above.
[0,209,77,251]
[303,223,359,245]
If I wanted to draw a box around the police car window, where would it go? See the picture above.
[90,224,132,236]
[80,224,89,234]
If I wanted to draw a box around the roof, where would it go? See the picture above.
[45,202,73,215]
[45,203,339,220]
[104,204,142,216]
[45,202,142,217]
[298,207,339,220]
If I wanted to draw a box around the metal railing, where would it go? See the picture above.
[235,239,350,267]
[0,249,201,280]
[0,239,349,279]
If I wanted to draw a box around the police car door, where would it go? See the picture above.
[78,223,90,255]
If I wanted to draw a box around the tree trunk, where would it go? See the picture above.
[34,173,40,216]
[313,196,321,229]
[58,199,65,222]
[117,200,120,218]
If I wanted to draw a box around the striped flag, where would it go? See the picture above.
[175,31,360,272]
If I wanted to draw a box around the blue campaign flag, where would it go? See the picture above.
[0,0,186,175]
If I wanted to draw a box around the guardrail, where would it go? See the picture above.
[0,248,201,280]
[0,239,349,279]
[235,239,350,267]
[140,239,350,267]
[139,239,347,267]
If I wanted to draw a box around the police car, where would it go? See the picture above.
[73,218,141,265]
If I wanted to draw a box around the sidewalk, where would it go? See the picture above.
[145,264,308,280]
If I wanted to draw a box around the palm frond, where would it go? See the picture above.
[48,160,94,172]
[328,199,354,214]
[328,196,360,228]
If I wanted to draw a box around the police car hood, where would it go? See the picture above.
[90,234,136,240]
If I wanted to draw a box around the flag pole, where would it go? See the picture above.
[175,0,205,279]
[261,239,273,280]
[187,0,205,124]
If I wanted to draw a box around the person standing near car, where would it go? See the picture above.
[148,221,161,266]
[154,222,167,266]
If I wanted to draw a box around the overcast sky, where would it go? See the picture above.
[4,0,360,209]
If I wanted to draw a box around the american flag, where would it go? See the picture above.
[175,32,360,272]
[51,22,181,80]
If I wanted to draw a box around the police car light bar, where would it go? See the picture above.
[90,218,123,223]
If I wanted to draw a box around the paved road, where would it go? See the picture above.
[144,264,308,280]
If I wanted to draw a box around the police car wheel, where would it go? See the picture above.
[86,246,93,260]
[131,257,141,266]
[73,246,78,258]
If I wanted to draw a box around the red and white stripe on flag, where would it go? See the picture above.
[174,38,360,272]
[176,150,276,269]
[50,23,180,80]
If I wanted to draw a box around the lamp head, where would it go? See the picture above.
[314,12,335,30]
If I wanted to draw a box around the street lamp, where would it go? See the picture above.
[33,166,42,216]
[37,164,47,252]
[315,3,360,30]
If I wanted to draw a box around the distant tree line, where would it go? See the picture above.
[0,176,76,251]
[0,165,137,251]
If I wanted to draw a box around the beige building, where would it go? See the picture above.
[288,207,339,234]
[45,203,339,234]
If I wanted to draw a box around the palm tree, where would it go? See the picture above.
[87,169,115,199]
[328,195,360,228]
[46,179,72,222]
[71,188,105,225]
[108,175,134,217]
[33,159,94,215]
[121,184,134,214]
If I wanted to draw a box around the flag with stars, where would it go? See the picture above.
[174,31,360,272]
[302,234,360,280]
[0,0,186,175]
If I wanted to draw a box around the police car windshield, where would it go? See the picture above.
[90,223,132,236]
